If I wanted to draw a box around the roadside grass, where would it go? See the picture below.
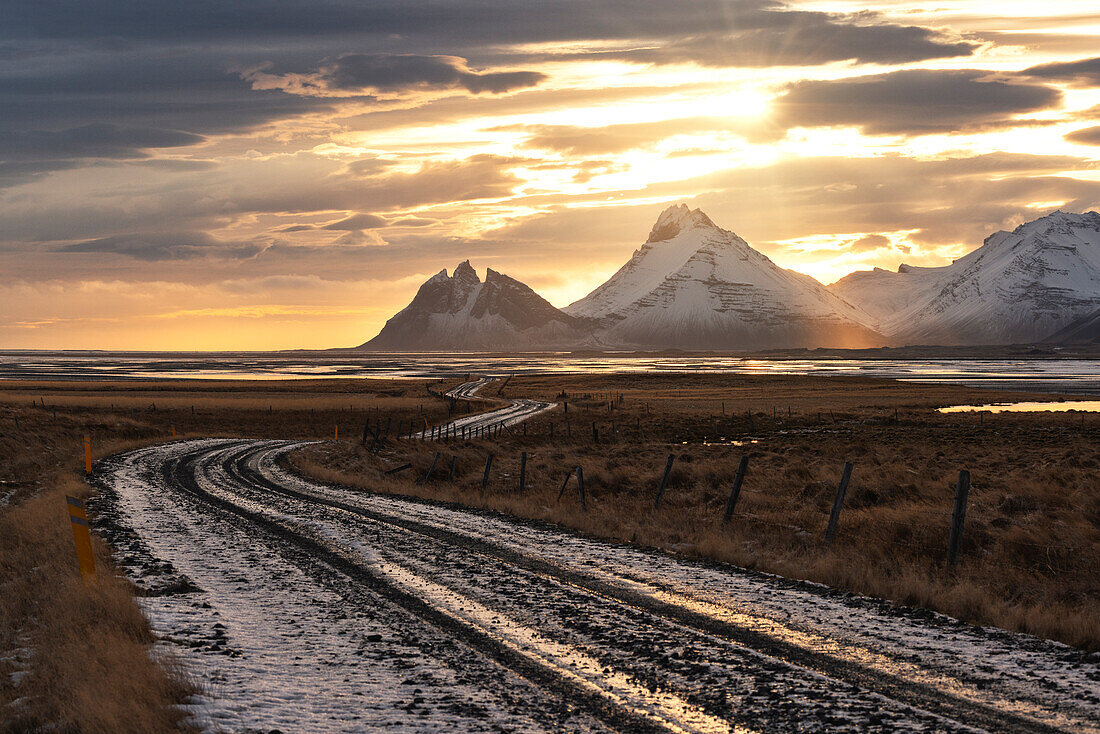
[289,373,1100,651]
[0,409,196,732]
[0,377,448,731]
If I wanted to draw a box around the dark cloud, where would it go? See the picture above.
[57,232,264,261]
[1023,56,1100,87]
[2,1,974,67]
[0,123,202,161]
[1067,126,1100,146]
[321,213,388,230]
[322,54,545,94]
[603,23,974,68]
[771,69,1061,135]
[0,152,527,244]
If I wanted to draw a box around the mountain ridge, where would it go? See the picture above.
[357,206,1100,351]
[831,210,1100,345]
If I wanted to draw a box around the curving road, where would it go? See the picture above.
[414,377,555,440]
[93,438,1098,733]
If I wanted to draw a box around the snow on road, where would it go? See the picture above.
[92,439,1099,733]
[410,378,556,440]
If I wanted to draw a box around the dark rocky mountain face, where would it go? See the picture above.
[359,261,590,351]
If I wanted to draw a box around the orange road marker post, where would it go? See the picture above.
[171,425,176,437]
[66,496,97,582]
[83,434,92,475]
[334,424,339,440]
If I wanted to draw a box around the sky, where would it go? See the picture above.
[1,0,1099,350]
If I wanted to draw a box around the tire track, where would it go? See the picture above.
[96,438,1097,732]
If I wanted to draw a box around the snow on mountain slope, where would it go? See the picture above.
[832,211,1100,345]
[564,204,884,350]
[1043,305,1100,344]
[360,261,590,351]
[829,265,943,322]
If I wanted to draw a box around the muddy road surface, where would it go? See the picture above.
[93,439,1098,733]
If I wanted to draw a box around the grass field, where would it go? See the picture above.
[0,371,1095,730]
[291,373,1100,651]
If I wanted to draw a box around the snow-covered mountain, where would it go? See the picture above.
[1044,306,1100,344]
[563,204,884,350]
[831,211,1100,345]
[359,261,589,351]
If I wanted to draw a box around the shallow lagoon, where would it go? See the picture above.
[2,351,1099,396]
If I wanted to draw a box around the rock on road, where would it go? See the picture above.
[92,439,1098,733]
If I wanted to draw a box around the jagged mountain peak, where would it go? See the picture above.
[1014,209,1100,232]
[360,260,590,351]
[647,203,718,243]
[453,259,480,284]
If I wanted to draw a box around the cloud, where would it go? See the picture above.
[605,22,975,68]
[1067,126,1100,146]
[390,217,438,227]
[0,123,203,161]
[1023,56,1100,87]
[333,229,386,246]
[515,116,778,155]
[847,234,890,252]
[321,213,388,230]
[323,54,545,94]
[3,1,974,67]
[771,69,1061,136]
[57,231,264,261]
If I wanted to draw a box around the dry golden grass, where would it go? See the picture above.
[0,376,449,732]
[291,373,1100,651]
[0,417,195,732]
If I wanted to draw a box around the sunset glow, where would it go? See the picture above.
[1,0,1098,349]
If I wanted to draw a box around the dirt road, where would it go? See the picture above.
[92,437,1098,732]
[408,377,555,440]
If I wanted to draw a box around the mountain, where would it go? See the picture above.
[831,211,1100,345]
[1043,306,1100,344]
[359,260,590,351]
[562,204,884,350]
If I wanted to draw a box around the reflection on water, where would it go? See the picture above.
[1,351,1098,395]
[939,400,1100,413]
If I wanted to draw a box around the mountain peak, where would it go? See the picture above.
[647,203,717,243]
[1013,209,1100,236]
[453,259,480,284]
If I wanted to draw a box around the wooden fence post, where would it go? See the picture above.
[449,455,457,483]
[519,451,527,491]
[385,463,412,475]
[946,470,971,568]
[654,454,675,508]
[592,422,598,443]
[482,454,494,488]
[418,452,440,484]
[557,470,571,501]
[575,466,587,511]
[722,456,749,522]
[824,462,853,545]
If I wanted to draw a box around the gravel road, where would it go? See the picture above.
[90,436,1099,733]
